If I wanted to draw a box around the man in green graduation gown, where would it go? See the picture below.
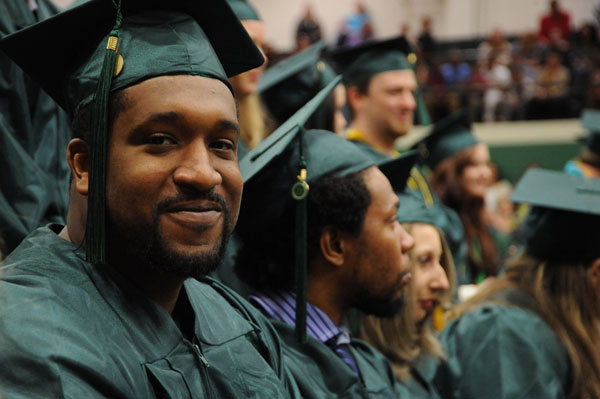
[0,1,299,397]
[233,79,417,398]
[330,37,468,279]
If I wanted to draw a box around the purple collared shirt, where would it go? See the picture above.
[249,290,359,375]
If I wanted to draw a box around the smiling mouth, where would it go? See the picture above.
[163,201,223,227]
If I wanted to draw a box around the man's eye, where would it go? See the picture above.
[145,134,175,145]
[210,139,235,151]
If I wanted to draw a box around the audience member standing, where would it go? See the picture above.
[295,5,322,51]
[539,0,572,42]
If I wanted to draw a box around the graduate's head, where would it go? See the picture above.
[226,0,267,99]
[235,82,418,328]
[394,193,455,323]
[358,195,455,382]
[330,37,421,138]
[420,110,493,201]
[0,0,264,276]
[258,41,341,132]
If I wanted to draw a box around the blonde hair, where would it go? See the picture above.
[237,93,270,150]
[447,254,600,399]
[359,223,456,382]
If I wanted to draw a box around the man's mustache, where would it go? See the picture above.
[156,189,228,214]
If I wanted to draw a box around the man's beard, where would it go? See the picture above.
[353,287,405,318]
[106,189,232,280]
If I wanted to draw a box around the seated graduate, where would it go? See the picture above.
[258,40,347,134]
[0,1,299,397]
[360,192,456,398]
[440,169,600,399]
[234,77,417,398]
[226,0,270,159]
[563,109,600,178]
[329,38,469,282]
[415,110,509,285]
[215,42,346,295]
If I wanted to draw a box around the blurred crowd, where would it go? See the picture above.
[289,0,600,123]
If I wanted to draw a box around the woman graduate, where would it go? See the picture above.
[414,110,509,285]
[440,169,600,399]
[226,0,270,158]
[360,192,456,398]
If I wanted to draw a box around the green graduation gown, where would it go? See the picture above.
[0,225,298,398]
[402,354,451,399]
[439,295,570,399]
[0,0,71,254]
[271,319,411,398]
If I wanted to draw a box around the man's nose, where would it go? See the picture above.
[173,142,222,191]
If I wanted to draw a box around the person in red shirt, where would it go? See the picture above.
[539,0,572,42]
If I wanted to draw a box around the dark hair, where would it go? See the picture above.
[235,171,371,291]
[430,146,499,276]
[71,90,130,142]
[345,77,371,120]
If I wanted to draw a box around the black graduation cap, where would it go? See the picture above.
[257,41,337,127]
[412,110,478,169]
[581,109,600,156]
[511,169,600,263]
[238,76,418,342]
[0,0,264,265]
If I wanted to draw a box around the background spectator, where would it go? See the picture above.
[539,0,572,42]
[336,1,373,47]
[526,51,572,119]
[478,28,513,66]
[483,54,512,122]
[417,16,436,64]
[296,4,322,51]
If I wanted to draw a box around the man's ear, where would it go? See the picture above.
[320,226,346,267]
[588,258,600,293]
[346,86,365,113]
[67,138,90,196]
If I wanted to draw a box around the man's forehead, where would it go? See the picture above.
[123,75,235,111]
[371,69,417,89]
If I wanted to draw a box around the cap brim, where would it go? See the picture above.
[511,169,600,215]
[377,150,420,192]
[0,0,264,109]
[241,75,343,183]
[257,41,326,93]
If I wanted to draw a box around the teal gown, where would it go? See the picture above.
[0,225,299,398]
[271,320,411,398]
[402,354,454,399]
[438,290,570,398]
[0,0,71,254]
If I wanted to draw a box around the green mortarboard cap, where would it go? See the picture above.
[413,110,478,169]
[258,41,337,128]
[581,109,600,155]
[0,0,264,265]
[395,190,438,226]
[511,169,600,263]
[378,150,420,193]
[226,0,261,21]
[328,36,414,85]
[0,0,264,116]
[328,35,430,126]
[239,76,417,342]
